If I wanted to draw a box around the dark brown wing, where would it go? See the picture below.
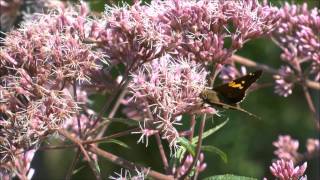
[212,70,262,104]
[200,89,260,118]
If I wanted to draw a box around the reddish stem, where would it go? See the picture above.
[302,85,320,130]
[155,133,170,174]
[179,114,206,179]
[89,145,174,180]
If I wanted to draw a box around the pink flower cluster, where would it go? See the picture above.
[174,153,207,178]
[0,0,65,32]
[274,66,295,97]
[0,150,36,180]
[273,135,319,163]
[273,135,299,163]
[0,2,104,176]
[109,168,148,180]
[219,65,241,83]
[272,3,320,96]
[98,0,278,70]
[63,88,97,137]
[306,138,320,154]
[269,135,319,179]
[273,3,320,64]
[109,0,278,151]
[218,65,250,83]
[270,159,307,180]
[129,55,208,146]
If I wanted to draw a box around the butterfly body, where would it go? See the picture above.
[200,70,262,118]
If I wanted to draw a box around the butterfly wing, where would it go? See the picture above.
[213,70,262,104]
[200,88,260,118]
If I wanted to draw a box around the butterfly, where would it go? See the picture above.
[200,70,262,118]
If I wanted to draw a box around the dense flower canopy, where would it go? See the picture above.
[0,0,318,179]
[0,2,103,167]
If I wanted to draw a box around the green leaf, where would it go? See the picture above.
[201,145,228,163]
[175,145,187,162]
[203,174,257,180]
[99,139,130,149]
[177,137,196,157]
[192,118,229,144]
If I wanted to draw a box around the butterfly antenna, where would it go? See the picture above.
[237,107,261,119]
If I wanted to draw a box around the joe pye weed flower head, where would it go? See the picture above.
[270,160,307,180]
[272,2,320,97]
[98,0,278,72]
[129,54,211,148]
[0,2,105,177]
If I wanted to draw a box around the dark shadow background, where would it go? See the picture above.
[16,0,318,179]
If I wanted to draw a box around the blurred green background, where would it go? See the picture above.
[28,0,319,179]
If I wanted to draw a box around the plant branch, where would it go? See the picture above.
[96,85,129,138]
[231,55,320,90]
[143,100,171,175]
[232,54,279,74]
[295,61,320,131]
[38,144,75,151]
[175,115,196,179]
[209,63,222,87]
[58,129,102,179]
[189,115,196,141]
[155,133,170,174]
[73,81,82,138]
[57,129,90,161]
[39,128,140,151]
[90,76,128,130]
[65,150,81,180]
[301,85,320,130]
[83,127,139,145]
[179,114,206,180]
[88,145,174,180]
[296,149,320,164]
